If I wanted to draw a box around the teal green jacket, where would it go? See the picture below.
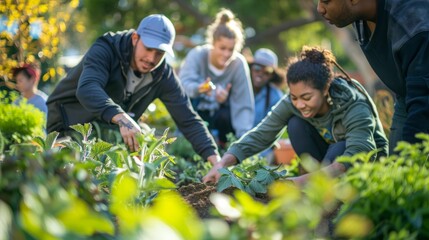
[228,77,388,162]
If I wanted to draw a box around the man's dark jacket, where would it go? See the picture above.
[354,0,429,143]
[47,30,218,159]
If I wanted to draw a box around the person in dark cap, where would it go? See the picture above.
[13,61,48,116]
[47,14,221,164]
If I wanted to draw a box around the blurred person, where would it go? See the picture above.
[250,48,284,127]
[179,8,254,147]
[249,48,285,160]
[46,14,221,164]
[203,46,388,185]
[317,0,429,153]
[13,62,48,116]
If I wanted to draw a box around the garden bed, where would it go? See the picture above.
[178,182,270,219]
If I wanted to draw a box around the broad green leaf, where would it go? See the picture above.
[152,156,172,168]
[44,131,60,150]
[105,151,124,168]
[32,136,45,150]
[217,175,233,192]
[145,191,203,240]
[218,168,232,175]
[70,123,92,140]
[235,191,266,216]
[109,174,145,234]
[255,169,271,181]
[230,175,245,191]
[249,179,267,194]
[89,140,112,158]
[141,133,166,163]
[57,195,114,236]
[20,201,61,240]
[153,178,176,189]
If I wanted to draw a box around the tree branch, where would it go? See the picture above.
[246,17,320,45]
[172,0,211,26]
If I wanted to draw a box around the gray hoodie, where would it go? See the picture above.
[179,45,254,137]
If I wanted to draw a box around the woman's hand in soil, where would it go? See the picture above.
[203,162,224,183]
[203,153,238,183]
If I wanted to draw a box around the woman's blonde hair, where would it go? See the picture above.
[205,8,245,51]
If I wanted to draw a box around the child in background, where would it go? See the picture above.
[13,62,48,116]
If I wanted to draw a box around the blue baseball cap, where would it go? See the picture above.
[137,14,176,57]
[254,48,278,68]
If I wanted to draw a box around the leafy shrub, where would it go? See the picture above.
[217,158,288,196]
[0,93,45,147]
[335,134,429,239]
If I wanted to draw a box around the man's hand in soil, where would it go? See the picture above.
[203,153,237,183]
[112,113,143,152]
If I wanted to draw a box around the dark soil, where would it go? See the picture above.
[178,182,217,218]
[177,183,271,218]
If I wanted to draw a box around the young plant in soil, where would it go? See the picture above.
[217,158,288,197]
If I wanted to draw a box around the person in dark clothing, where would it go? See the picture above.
[316,0,429,153]
[47,14,221,164]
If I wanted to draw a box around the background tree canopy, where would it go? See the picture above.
[81,0,330,63]
[78,0,379,91]
[2,0,379,92]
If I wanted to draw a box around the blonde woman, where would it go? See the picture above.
[179,9,254,147]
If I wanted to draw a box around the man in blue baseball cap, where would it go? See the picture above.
[47,14,221,165]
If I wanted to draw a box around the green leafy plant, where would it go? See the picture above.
[110,174,203,239]
[210,174,345,240]
[0,123,200,239]
[171,156,211,186]
[166,135,212,185]
[217,158,288,196]
[334,134,429,239]
[0,93,45,148]
[61,123,177,206]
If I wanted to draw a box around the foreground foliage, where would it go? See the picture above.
[0,93,45,147]
[1,114,429,239]
[335,133,429,239]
